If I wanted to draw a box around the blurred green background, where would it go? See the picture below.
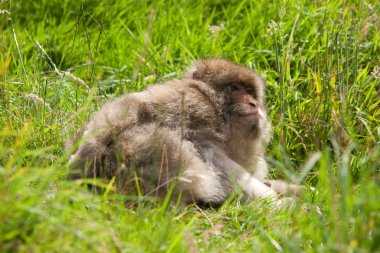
[0,0,379,252]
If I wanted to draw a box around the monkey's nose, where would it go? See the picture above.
[249,101,257,108]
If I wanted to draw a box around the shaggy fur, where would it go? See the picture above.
[67,59,295,206]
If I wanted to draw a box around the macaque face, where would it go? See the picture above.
[223,82,263,130]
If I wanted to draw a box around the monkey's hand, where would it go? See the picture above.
[264,180,303,196]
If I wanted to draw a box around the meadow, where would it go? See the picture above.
[0,0,379,252]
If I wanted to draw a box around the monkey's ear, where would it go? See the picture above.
[192,70,201,80]
[184,61,199,80]
[184,60,207,81]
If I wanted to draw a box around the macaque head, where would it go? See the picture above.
[186,59,269,138]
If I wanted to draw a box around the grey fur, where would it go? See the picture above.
[67,59,297,206]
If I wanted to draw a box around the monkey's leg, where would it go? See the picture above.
[122,125,229,206]
[68,125,127,180]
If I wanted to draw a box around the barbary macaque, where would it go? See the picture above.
[67,59,299,206]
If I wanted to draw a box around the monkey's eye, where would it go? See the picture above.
[245,86,254,96]
[228,83,242,91]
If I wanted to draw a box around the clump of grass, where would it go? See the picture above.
[0,0,379,252]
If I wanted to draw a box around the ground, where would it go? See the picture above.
[0,0,379,252]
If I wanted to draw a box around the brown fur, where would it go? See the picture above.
[67,59,297,206]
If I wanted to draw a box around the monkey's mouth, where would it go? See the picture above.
[240,112,257,117]
[237,113,260,128]
[228,105,260,120]
[238,110,259,118]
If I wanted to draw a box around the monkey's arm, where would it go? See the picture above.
[200,142,278,200]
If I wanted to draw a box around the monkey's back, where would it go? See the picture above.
[68,78,222,182]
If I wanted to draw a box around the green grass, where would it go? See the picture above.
[1,0,379,252]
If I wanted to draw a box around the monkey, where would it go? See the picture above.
[67,59,299,207]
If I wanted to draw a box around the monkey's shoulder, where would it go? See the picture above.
[128,80,218,125]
